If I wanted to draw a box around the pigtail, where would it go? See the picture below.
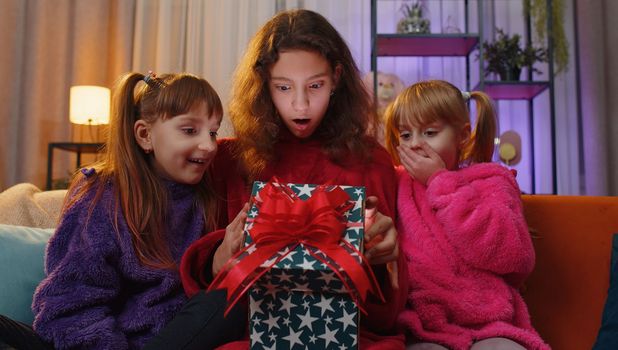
[107,72,156,224]
[464,91,497,163]
[107,73,147,179]
[109,73,176,269]
[63,73,146,215]
[383,99,402,165]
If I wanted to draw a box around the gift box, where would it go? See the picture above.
[244,181,367,350]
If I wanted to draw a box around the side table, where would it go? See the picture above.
[46,142,105,190]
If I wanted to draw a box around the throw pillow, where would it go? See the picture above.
[0,183,66,229]
[0,224,53,324]
[593,233,618,349]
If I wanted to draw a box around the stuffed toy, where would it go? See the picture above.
[362,71,405,145]
[362,71,405,115]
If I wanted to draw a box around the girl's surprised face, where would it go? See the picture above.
[135,101,221,185]
[398,120,466,171]
[268,50,338,139]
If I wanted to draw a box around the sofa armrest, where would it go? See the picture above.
[521,195,618,350]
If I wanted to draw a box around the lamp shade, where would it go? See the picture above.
[69,85,110,125]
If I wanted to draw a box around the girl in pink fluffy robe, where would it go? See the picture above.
[383,80,550,350]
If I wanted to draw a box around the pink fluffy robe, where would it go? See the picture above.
[396,163,550,350]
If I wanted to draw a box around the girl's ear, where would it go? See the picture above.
[333,64,343,86]
[459,122,471,149]
[134,120,152,152]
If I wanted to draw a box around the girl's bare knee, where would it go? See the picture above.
[471,337,527,350]
[407,342,450,350]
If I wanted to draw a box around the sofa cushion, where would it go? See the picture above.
[593,233,618,349]
[0,224,53,324]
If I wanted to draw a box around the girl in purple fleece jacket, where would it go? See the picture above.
[0,71,239,350]
[383,80,550,350]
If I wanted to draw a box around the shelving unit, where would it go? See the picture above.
[370,1,480,92]
[370,0,557,194]
[375,34,479,57]
[478,81,549,100]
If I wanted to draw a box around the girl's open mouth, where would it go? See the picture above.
[188,158,207,165]
[293,118,310,125]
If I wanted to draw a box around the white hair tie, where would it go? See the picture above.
[461,91,471,101]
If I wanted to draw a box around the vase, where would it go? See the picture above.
[498,67,522,81]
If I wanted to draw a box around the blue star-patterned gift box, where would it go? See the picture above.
[244,181,365,350]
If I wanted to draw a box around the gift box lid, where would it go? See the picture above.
[243,181,366,276]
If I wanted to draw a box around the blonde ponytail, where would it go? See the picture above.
[463,91,497,163]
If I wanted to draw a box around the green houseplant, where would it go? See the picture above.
[481,29,548,81]
[524,0,569,74]
[396,1,430,34]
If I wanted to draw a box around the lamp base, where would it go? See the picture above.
[71,123,106,143]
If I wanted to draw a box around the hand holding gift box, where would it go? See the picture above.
[363,196,400,290]
[209,179,383,311]
[209,179,384,349]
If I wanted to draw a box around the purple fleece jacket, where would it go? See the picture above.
[32,171,205,349]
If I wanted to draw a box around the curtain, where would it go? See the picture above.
[576,0,618,196]
[131,0,276,137]
[0,0,135,190]
[0,0,275,190]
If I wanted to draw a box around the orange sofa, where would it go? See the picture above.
[521,195,618,350]
[1,185,618,349]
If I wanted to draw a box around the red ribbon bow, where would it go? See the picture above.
[208,179,384,316]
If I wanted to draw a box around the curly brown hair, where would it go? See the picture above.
[229,9,378,180]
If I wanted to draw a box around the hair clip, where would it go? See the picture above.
[143,70,166,89]
[461,91,471,101]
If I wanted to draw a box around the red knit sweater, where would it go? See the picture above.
[180,135,407,349]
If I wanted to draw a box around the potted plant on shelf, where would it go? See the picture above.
[525,0,569,74]
[396,1,430,34]
[481,28,548,81]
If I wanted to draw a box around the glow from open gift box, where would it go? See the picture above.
[209,179,383,316]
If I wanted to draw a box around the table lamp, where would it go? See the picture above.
[69,85,110,142]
